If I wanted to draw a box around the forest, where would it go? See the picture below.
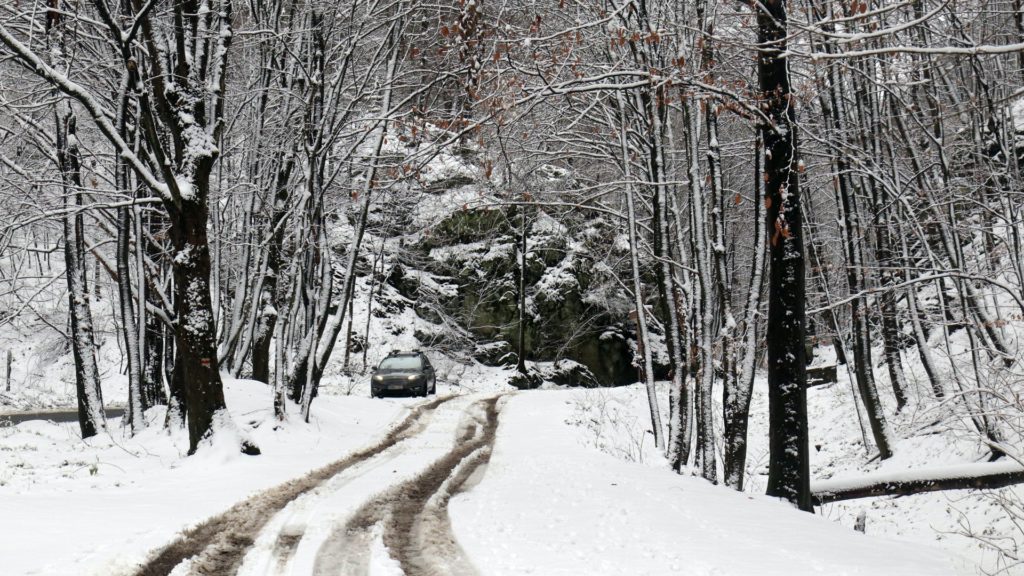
[2,1,1024,574]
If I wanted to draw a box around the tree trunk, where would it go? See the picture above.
[169,198,256,455]
[142,205,168,407]
[682,93,716,480]
[665,102,693,472]
[813,464,1024,504]
[857,54,909,412]
[723,129,767,491]
[516,203,529,375]
[812,0,895,460]
[252,155,294,384]
[293,26,402,417]
[57,112,107,439]
[614,86,665,450]
[759,0,813,512]
[118,203,146,433]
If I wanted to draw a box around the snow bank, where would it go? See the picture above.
[450,389,972,576]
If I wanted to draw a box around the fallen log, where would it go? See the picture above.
[812,461,1024,505]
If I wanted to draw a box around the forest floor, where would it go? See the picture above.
[0,377,976,576]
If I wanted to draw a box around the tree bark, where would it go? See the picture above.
[813,465,1024,504]
[759,0,813,512]
[723,130,767,491]
[57,112,107,439]
[251,155,294,384]
[169,198,254,454]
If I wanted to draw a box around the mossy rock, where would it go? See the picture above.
[386,263,420,300]
[422,208,512,249]
[509,370,542,390]
[473,341,516,366]
[542,359,600,388]
[426,174,475,192]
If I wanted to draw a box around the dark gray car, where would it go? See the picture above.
[370,352,437,397]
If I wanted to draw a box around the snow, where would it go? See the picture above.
[0,374,998,576]
[450,389,974,576]
[0,377,406,576]
[814,461,1024,495]
[412,186,491,229]
[173,175,195,202]
[532,210,568,236]
[1009,96,1024,132]
[429,240,512,269]
[0,293,129,411]
[745,334,1024,574]
[233,394,488,576]
[534,256,579,303]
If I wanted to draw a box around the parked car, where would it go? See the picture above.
[370,351,437,398]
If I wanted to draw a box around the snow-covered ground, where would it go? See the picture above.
[752,334,1024,575]
[0,377,413,575]
[0,294,131,410]
[1,248,1017,575]
[549,378,1024,575]
[1,375,992,575]
[451,388,973,576]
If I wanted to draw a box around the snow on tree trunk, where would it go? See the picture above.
[666,107,694,471]
[758,0,813,513]
[171,203,249,454]
[723,130,767,491]
[114,84,145,432]
[118,203,146,434]
[682,94,716,481]
[252,156,294,384]
[57,111,107,440]
[614,89,665,450]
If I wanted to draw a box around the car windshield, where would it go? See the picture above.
[378,356,422,371]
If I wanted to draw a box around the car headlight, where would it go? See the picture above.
[407,375,419,381]
[372,375,383,381]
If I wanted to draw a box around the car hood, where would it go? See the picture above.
[374,370,420,377]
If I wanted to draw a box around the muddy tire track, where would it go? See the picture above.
[132,395,454,576]
[314,396,501,576]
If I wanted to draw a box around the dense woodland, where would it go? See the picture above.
[2,0,1024,541]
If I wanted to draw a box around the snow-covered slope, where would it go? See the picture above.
[451,389,973,576]
[744,335,1024,575]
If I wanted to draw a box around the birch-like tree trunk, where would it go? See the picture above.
[723,130,767,491]
[57,111,107,439]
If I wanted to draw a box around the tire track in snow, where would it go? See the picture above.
[132,395,454,576]
[313,395,502,576]
[245,427,419,576]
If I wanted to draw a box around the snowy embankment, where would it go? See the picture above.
[743,321,1024,574]
[0,377,407,576]
[451,389,972,576]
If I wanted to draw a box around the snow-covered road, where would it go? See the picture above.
[2,381,977,575]
[231,394,499,576]
[129,393,480,575]
[147,389,970,576]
